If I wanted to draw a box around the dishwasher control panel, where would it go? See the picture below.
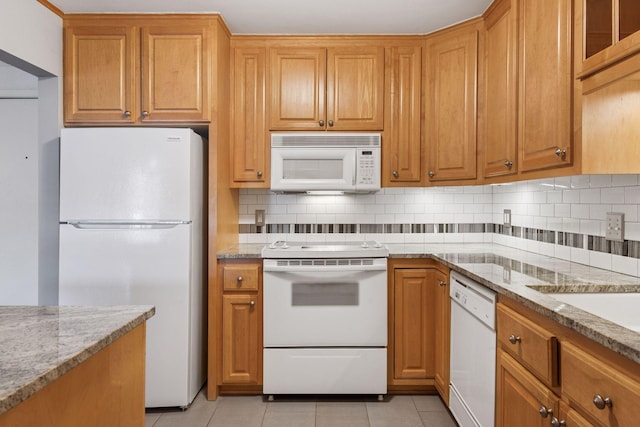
[450,270,497,329]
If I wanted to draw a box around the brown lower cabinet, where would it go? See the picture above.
[216,259,263,395]
[388,258,450,401]
[497,297,640,427]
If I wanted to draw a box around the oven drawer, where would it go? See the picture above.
[263,348,387,395]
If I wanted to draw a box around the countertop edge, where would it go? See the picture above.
[0,306,155,417]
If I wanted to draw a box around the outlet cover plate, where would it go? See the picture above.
[503,209,511,228]
[605,212,624,241]
[255,209,265,226]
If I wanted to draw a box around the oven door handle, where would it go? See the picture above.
[263,265,387,273]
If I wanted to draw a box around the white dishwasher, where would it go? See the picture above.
[449,270,497,427]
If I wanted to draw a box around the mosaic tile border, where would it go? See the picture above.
[239,223,640,259]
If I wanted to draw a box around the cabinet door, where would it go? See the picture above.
[327,46,385,131]
[222,294,261,384]
[393,268,436,382]
[64,24,137,124]
[482,0,518,178]
[518,0,572,171]
[269,47,326,130]
[140,24,211,123]
[496,349,560,427]
[425,26,479,182]
[231,47,268,185]
[433,269,450,404]
[384,46,423,186]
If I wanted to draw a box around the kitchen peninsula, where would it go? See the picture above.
[0,305,154,427]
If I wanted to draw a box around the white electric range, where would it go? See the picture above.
[261,241,389,399]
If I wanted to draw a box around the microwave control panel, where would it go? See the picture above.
[356,147,381,190]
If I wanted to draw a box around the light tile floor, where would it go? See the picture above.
[145,390,458,427]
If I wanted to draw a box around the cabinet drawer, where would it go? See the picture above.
[562,341,640,427]
[222,264,260,291]
[496,304,558,386]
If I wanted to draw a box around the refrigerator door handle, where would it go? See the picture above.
[64,220,191,230]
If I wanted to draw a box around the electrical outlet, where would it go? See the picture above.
[255,209,265,226]
[605,212,624,241]
[503,209,511,228]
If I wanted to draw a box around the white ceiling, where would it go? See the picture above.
[48,0,492,35]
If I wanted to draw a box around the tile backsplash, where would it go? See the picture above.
[238,174,640,277]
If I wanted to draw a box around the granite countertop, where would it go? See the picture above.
[218,242,640,364]
[0,305,155,416]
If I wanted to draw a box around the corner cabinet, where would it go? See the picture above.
[217,259,262,390]
[383,44,423,186]
[269,45,385,131]
[388,258,450,399]
[64,15,213,126]
[230,44,269,187]
[424,21,480,184]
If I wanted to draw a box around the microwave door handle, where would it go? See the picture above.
[352,161,356,185]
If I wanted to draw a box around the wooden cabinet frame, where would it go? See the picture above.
[388,258,450,397]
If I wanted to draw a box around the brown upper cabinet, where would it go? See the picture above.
[576,0,640,78]
[481,0,518,179]
[480,0,574,180]
[383,45,423,186]
[64,15,213,126]
[425,21,480,183]
[518,0,573,172]
[230,45,269,187]
[269,45,385,131]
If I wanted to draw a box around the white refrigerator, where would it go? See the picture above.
[58,127,205,408]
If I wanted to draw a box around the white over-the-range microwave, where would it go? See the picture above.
[270,132,381,194]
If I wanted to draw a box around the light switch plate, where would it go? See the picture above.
[255,209,265,226]
[503,209,511,228]
[605,212,624,241]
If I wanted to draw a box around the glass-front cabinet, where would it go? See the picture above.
[578,0,640,76]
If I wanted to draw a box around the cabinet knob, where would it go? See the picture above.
[504,160,513,168]
[142,110,149,118]
[508,335,521,344]
[257,171,263,178]
[237,276,243,282]
[392,170,399,178]
[123,110,131,118]
[249,300,255,308]
[428,170,435,178]
[319,120,324,127]
[551,417,566,427]
[538,406,553,418]
[439,280,447,287]
[555,148,567,160]
[593,394,612,410]
[328,120,334,127]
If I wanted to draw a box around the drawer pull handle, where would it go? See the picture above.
[439,280,447,287]
[593,395,612,410]
[551,417,566,427]
[508,335,521,344]
[237,276,243,282]
[538,406,553,418]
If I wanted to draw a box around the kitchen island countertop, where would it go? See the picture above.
[218,242,640,364]
[0,305,155,416]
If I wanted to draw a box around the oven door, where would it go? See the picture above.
[263,258,387,347]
